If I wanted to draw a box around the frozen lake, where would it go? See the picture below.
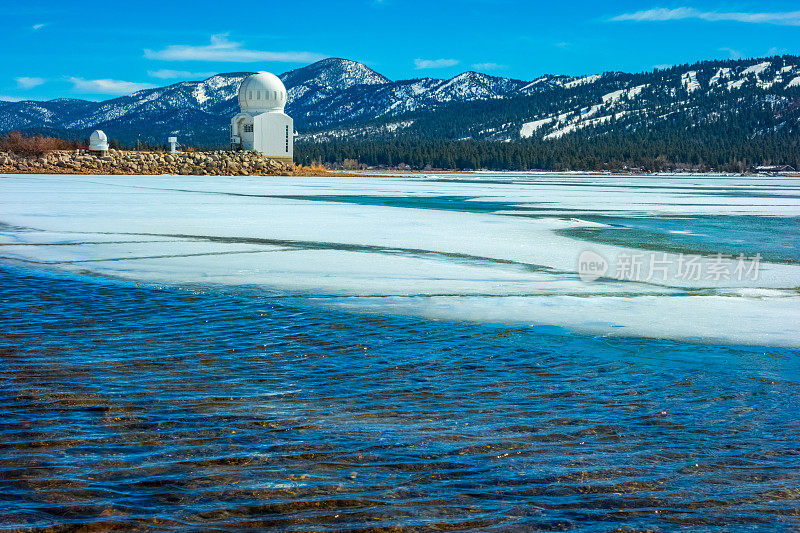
[2,172,798,347]
[3,171,800,530]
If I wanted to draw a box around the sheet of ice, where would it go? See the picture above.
[787,76,800,88]
[329,294,800,348]
[2,173,799,347]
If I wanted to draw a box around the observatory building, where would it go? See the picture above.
[230,72,293,162]
[88,130,109,155]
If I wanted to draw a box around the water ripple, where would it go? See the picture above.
[1,264,799,531]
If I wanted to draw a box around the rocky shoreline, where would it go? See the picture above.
[0,149,308,176]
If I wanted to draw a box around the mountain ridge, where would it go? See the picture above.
[2,55,799,147]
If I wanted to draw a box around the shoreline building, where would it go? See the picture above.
[230,72,293,163]
[88,130,109,156]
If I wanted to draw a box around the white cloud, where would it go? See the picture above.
[0,95,25,102]
[32,23,46,30]
[68,77,156,95]
[472,62,507,71]
[144,34,326,63]
[15,76,45,89]
[611,7,800,26]
[767,46,789,56]
[720,47,743,59]
[414,58,460,70]
[147,69,216,80]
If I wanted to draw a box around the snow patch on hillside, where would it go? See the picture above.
[710,68,731,86]
[520,117,554,138]
[602,84,646,104]
[727,79,747,91]
[520,83,646,140]
[602,89,625,104]
[192,84,209,104]
[520,77,549,91]
[682,71,700,93]
[564,75,600,89]
[742,62,771,76]
[544,111,628,140]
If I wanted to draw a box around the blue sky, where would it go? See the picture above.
[2,1,800,101]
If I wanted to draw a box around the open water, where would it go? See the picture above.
[2,263,799,531]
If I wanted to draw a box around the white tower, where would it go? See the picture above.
[167,136,178,154]
[88,130,109,155]
[230,71,293,162]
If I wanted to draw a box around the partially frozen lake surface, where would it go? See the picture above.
[2,172,799,346]
[2,172,800,530]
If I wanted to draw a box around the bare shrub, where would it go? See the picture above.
[0,131,75,157]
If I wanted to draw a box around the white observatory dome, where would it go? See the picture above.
[237,71,287,114]
[88,130,108,151]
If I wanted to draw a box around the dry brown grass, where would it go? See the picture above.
[0,131,75,157]
[293,163,327,175]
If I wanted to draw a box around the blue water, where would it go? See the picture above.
[558,215,800,264]
[1,263,799,531]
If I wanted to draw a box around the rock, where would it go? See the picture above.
[0,149,300,177]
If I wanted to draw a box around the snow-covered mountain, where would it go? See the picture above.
[2,55,800,145]
[0,58,533,143]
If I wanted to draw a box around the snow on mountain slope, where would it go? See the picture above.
[520,75,574,94]
[563,75,600,89]
[519,117,554,138]
[432,71,526,101]
[742,62,771,76]
[281,67,527,129]
[681,71,700,93]
[518,81,648,141]
[710,68,731,86]
[3,55,800,145]
[280,58,390,109]
[62,73,246,130]
[281,58,389,92]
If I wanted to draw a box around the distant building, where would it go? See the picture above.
[88,130,109,155]
[754,165,795,174]
[230,72,293,163]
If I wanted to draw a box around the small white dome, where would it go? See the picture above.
[238,71,287,114]
[89,130,108,151]
[89,130,107,143]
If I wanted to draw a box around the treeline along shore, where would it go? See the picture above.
[294,133,800,174]
[2,131,798,175]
